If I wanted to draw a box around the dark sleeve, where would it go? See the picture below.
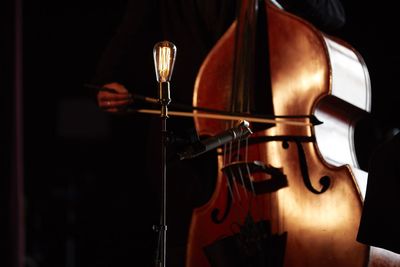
[277,0,346,31]
[356,132,400,254]
[91,0,159,93]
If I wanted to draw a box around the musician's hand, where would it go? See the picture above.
[97,82,133,113]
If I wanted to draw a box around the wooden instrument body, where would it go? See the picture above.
[187,2,370,266]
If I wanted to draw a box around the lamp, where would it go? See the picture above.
[153,41,177,117]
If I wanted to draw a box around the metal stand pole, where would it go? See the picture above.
[152,40,176,267]
[154,81,170,267]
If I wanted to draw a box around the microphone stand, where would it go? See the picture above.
[152,40,176,267]
[154,81,170,267]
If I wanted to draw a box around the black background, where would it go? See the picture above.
[14,1,400,266]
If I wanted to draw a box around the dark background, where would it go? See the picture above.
[21,1,158,266]
[3,1,399,267]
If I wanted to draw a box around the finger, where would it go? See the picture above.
[104,98,132,106]
[98,90,131,98]
[98,94,133,107]
[102,82,128,94]
[100,98,133,109]
[107,94,133,101]
[112,99,133,106]
[100,87,131,96]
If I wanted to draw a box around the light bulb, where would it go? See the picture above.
[153,41,177,83]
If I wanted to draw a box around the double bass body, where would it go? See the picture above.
[187,1,370,266]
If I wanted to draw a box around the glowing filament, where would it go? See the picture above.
[158,47,171,82]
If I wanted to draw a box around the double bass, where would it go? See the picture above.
[186,0,373,266]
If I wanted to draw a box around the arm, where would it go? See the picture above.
[92,0,157,112]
